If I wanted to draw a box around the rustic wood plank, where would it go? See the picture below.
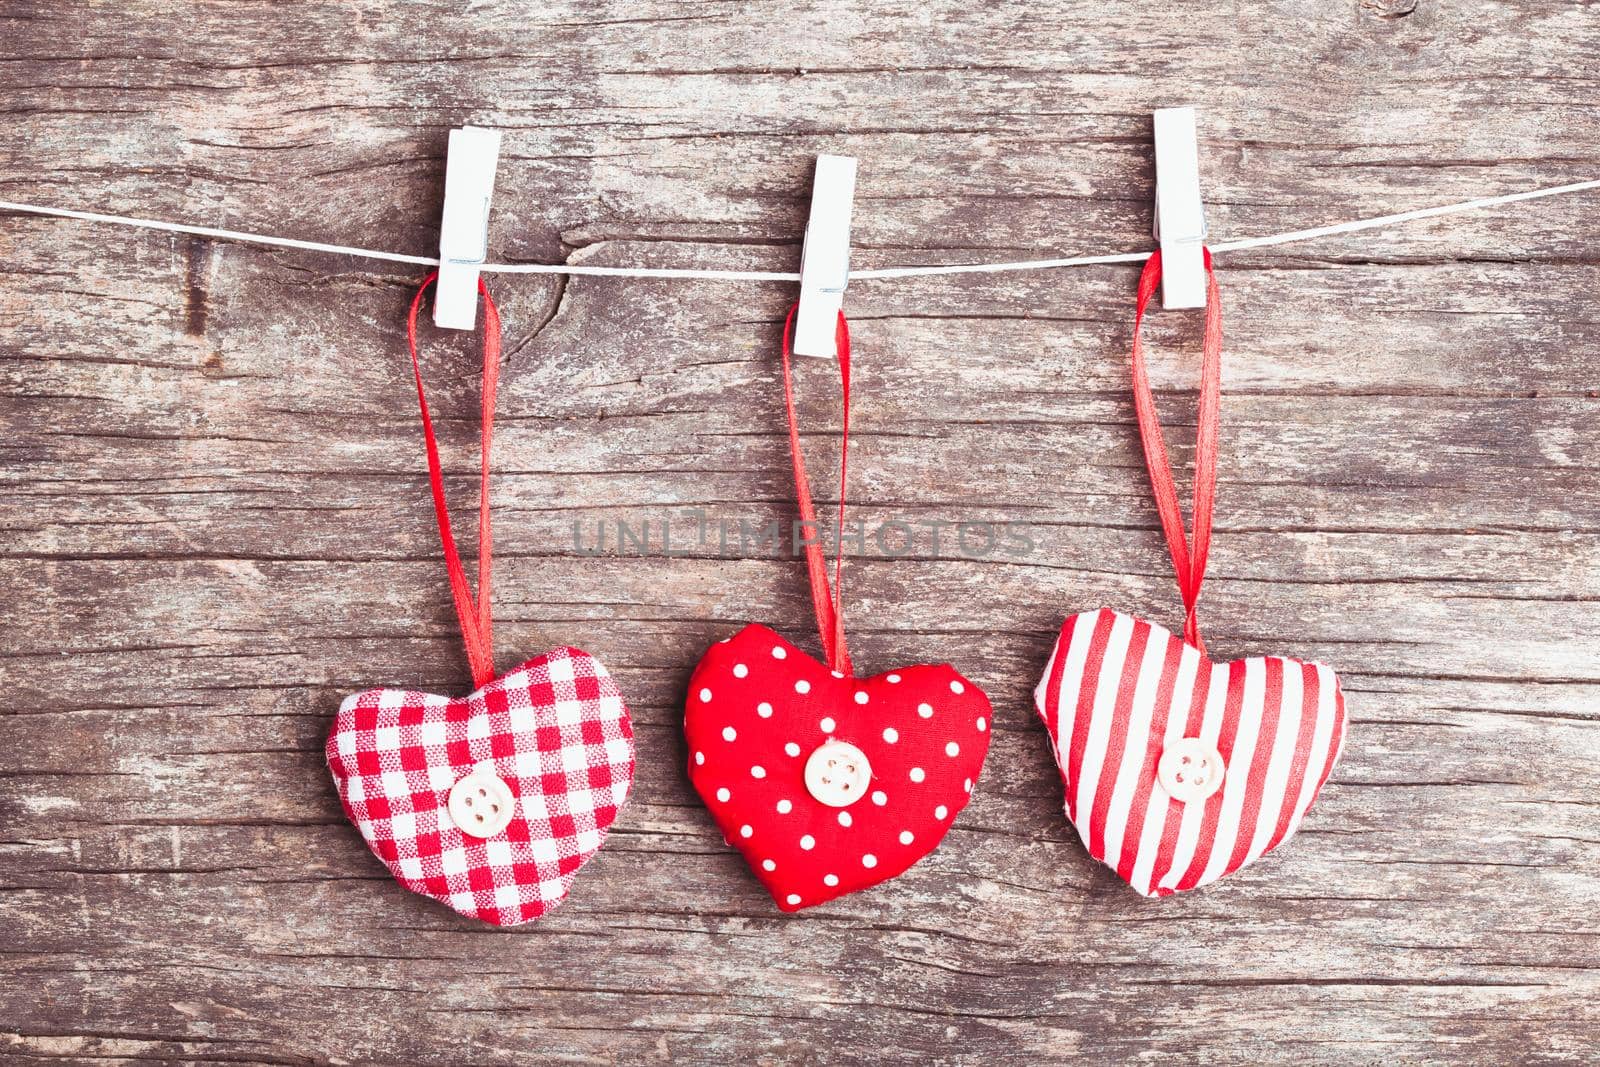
[3,0,1598,1063]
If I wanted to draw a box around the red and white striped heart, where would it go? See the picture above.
[326,646,635,926]
[1034,609,1347,897]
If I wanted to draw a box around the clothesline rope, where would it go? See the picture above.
[3,176,1598,282]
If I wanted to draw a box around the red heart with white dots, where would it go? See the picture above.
[1035,609,1347,897]
[685,623,991,911]
[326,647,635,925]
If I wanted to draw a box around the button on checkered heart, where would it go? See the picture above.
[1036,609,1347,897]
[327,646,635,926]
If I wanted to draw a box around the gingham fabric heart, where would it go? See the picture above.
[686,623,991,911]
[327,646,635,925]
[1035,609,1347,897]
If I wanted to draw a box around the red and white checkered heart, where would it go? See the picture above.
[685,623,991,911]
[326,646,635,926]
[1035,609,1347,897]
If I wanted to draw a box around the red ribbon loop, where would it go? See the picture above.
[780,305,853,677]
[406,273,500,689]
[1129,250,1222,653]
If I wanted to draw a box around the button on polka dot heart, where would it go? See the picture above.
[685,622,991,912]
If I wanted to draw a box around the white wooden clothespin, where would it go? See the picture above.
[1151,107,1207,310]
[434,126,503,330]
[793,154,858,357]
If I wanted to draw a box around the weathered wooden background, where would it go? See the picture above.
[2,1,1598,1063]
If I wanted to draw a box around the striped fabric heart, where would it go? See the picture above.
[1034,253,1351,897]
[1035,608,1347,897]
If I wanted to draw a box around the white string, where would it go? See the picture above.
[1209,177,1600,254]
[3,176,1598,283]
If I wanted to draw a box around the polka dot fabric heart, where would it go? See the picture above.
[688,309,992,910]
[1036,609,1345,897]
[328,646,635,925]
[686,623,991,911]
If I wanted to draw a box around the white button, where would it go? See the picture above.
[1157,737,1226,803]
[446,764,516,838]
[803,739,872,808]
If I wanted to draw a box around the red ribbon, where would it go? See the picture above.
[406,273,500,689]
[780,305,853,677]
[1129,250,1222,653]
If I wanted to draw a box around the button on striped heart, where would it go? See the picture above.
[1035,609,1347,897]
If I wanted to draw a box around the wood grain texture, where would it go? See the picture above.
[2,0,1598,1063]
